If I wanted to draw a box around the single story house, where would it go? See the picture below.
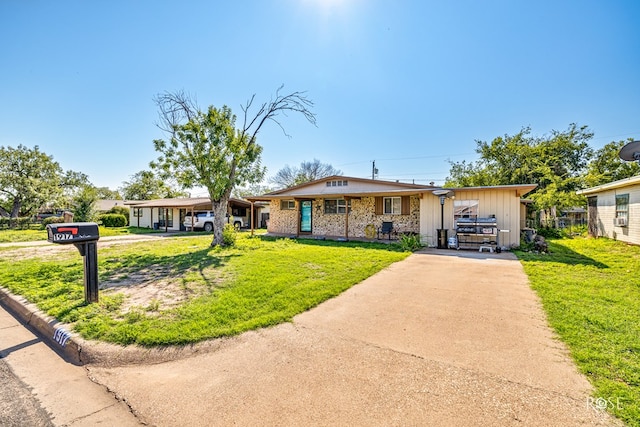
[126,197,266,231]
[577,174,640,245]
[95,199,128,213]
[247,176,536,249]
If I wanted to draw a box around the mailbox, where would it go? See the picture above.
[46,222,100,303]
[47,222,99,244]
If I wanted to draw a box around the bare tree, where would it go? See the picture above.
[271,159,342,189]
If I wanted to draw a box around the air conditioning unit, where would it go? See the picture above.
[614,217,627,227]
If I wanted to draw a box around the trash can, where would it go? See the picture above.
[437,229,448,249]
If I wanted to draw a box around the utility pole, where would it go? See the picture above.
[372,161,378,180]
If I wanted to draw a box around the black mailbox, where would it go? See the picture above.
[47,222,99,244]
[46,222,100,303]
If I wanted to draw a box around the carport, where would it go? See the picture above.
[126,198,260,232]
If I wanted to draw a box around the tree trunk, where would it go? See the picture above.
[210,190,232,247]
[550,206,558,228]
[11,198,21,219]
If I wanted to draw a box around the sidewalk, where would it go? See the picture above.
[83,249,620,426]
[0,303,142,426]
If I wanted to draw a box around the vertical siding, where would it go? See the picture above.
[420,189,524,247]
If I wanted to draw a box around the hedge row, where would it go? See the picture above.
[98,213,127,227]
[0,217,33,229]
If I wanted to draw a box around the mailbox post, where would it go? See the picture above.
[47,222,100,304]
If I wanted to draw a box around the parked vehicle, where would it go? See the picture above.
[183,211,243,232]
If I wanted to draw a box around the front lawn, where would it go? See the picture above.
[517,237,640,426]
[0,234,408,346]
[0,228,48,243]
[0,226,165,243]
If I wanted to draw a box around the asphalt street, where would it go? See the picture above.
[0,357,53,427]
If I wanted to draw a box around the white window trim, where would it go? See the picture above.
[383,197,402,215]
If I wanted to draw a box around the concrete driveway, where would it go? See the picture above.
[88,249,619,426]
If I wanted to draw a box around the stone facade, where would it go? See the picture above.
[267,196,420,238]
[267,200,299,235]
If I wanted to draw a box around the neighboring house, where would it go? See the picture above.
[126,197,265,231]
[246,176,536,248]
[559,207,587,228]
[577,175,640,244]
[95,199,127,213]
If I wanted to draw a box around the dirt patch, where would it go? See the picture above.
[0,244,76,260]
[100,264,219,314]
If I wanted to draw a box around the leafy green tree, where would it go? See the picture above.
[95,187,122,200]
[270,159,342,189]
[119,170,188,200]
[72,185,98,222]
[0,144,87,219]
[151,87,316,246]
[584,140,640,187]
[446,124,594,222]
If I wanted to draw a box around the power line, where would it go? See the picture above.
[591,131,640,142]
[335,152,474,167]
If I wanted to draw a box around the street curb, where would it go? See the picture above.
[0,286,84,365]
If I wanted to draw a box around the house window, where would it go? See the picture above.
[616,194,629,221]
[280,200,295,210]
[324,199,351,214]
[232,207,247,217]
[133,208,142,218]
[158,208,173,227]
[326,180,348,187]
[454,200,479,220]
[383,197,402,215]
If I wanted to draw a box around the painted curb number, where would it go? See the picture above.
[53,328,72,347]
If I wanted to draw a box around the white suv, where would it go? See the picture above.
[183,211,243,232]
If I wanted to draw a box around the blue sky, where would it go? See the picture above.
[1,0,639,195]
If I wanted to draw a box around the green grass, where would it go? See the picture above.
[0,228,48,243]
[516,237,640,425]
[0,234,409,347]
[0,226,165,243]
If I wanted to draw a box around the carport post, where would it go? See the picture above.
[250,201,255,236]
[439,195,445,230]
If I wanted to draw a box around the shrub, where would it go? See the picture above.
[108,206,130,226]
[99,213,127,227]
[398,233,423,252]
[222,223,237,246]
[1,217,34,229]
[536,226,564,239]
[41,216,65,228]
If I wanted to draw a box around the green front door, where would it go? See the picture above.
[300,201,312,233]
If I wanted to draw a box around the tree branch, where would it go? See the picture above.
[241,85,316,148]
[154,90,199,134]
